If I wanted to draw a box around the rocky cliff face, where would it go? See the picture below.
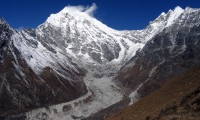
[0,19,88,116]
[116,7,200,101]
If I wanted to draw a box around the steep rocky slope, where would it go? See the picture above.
[116,7,200,104]
[107,68,200,120]
[0,19,88,117]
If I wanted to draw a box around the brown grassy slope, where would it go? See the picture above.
[107,68,200,120]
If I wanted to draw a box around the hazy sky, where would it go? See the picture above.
[1,0,200,30]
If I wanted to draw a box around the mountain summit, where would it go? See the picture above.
[0,5,200,120]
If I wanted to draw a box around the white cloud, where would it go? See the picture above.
[61,3,97,17]
[62,5,85,13]
[84,3,97,16]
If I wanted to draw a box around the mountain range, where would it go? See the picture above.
[0,5,200,120]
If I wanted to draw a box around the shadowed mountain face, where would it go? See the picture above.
[1,5,200,120]
[116,7,200,99]
[0,19,88,116]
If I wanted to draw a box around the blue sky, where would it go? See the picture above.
[1,0,200,30]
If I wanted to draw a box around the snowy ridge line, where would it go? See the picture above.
[12,5,186,77]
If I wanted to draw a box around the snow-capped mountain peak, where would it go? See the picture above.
[165,6,184,27]
[2,5,200,120]
[149,6,184,28]
[36,4,146,73]
[138,6,184,43]
[44,3,111,32]
[39,5,188,74]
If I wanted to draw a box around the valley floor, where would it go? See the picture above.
[7,73,123,120]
